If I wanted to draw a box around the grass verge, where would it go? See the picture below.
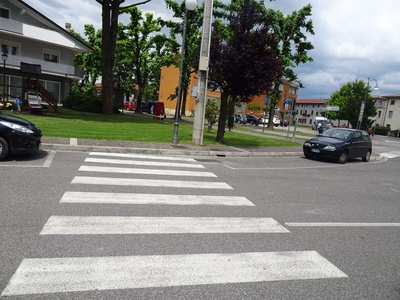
[2,108,300,147]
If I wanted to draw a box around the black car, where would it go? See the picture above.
[141,101,157,114]
[234,114,247,124]
[303,128,372,164]
[0,113,42,160]
[245,115,260,126]
[280,119,288,127]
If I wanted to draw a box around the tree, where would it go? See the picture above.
[266,4,314,128]
[95,0,151,115]
[72,25,102,88]
[328,80,377,129]
[118,6,170,112]
[209,0,282,143]
[164,0,202,118]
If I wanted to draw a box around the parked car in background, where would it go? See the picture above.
[123,101,137,111]
[141,101,157,114]
[312,116,328,130]
[303,128,372,164]
[0,113,42,160]
[280,119,289,127]
[246,115,261,126]
[260,116,280,126]
[317,121,333,133]
[234,114,247,124]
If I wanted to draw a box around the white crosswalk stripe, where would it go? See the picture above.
[1,152,347,297]
[72,176,233,189]
[79,165,217,177]
[380,151,400,159]
[85,157,205,168]
[40,216,290,235]
[1,251,347,296]
[60,191,255,206]
[89,151,198,162]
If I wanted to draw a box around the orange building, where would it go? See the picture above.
[158,65,298,117]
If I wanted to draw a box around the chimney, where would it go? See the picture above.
[65,22,71,32]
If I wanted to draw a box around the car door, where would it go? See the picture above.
[349,131,364,157]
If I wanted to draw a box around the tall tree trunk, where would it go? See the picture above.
[101,1,119,115]
[181,88,188,118]
[216,91,229,143]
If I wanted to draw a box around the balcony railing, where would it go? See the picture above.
[0,17,23,34]
[4,55,84,78]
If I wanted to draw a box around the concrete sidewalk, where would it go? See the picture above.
[40,136,304,157]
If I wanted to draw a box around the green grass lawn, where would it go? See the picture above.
[2,108,300,147]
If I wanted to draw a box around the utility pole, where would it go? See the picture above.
[192,0,213,145]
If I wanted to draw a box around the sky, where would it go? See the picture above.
[23,0,400,100]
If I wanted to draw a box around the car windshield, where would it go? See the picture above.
[319,128,352,141]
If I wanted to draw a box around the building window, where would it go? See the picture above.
[0,8,10,19]
[1,41,19,56]
[378,111,381,117]
[289,86,297,94]
[311,110,314,115]
[388,111,393,118]
[43,49,59,63]
[390,100,395,105]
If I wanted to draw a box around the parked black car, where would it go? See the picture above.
[0,113,42,160]
[303,128,372,164]
[234,114,247,124]
[141,101,157,113]
[280,119,289,127]
[245,115,260,126]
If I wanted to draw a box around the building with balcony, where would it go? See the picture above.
[0,0,91,108]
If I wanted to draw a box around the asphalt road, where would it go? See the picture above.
[0,147,399,299]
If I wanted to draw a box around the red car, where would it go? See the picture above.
[123,101,136,111]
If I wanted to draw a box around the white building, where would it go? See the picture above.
[0,0,91,111]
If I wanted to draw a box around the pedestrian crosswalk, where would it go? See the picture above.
[1,151,348,297]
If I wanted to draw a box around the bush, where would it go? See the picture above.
[373,126,391,136]
[64,90,102,113]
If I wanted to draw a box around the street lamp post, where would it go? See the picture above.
[357,77,379,129]
[2,52,8,106]
[172,0,197,145]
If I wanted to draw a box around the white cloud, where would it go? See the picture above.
[23,0,400,98]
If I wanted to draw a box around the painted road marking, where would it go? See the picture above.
[286,222,400,227]
[40,216,289,235]
[60,192,255,206]
[89,152,197,161]
[85,157,205,168]
[79,165,216,177]
[1,251,347,296]
[380,152,400,159]
[71,176,232,189]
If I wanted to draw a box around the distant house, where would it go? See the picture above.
[374,94,400,131]
[295,98,329,126]
[0,0,91,110]
[158,65,299,117]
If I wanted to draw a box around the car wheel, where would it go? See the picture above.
[362,150,371,162]
[0,137,10,161]
[304,153,313,159]
[250,121,254,125]
[337,151,348,164]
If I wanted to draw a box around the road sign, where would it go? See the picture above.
[325,106,339,111]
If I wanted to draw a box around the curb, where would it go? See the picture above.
[40,143,304,158]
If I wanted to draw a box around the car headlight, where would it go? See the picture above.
[0,121,34,134]
[323,145,336,151]
[304,142,311,147]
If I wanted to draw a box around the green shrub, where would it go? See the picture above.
[64,90,102,113]
[374,126,390,136]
